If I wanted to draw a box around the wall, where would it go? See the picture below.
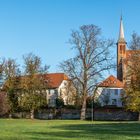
[3,108,138,121]
[35,108,138,121]
[93,108,138,121]
[95,87,124,107]
[58,80,76,105]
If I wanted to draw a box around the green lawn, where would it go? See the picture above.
[0,119,140,140]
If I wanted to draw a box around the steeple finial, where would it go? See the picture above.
[118,15,125,42]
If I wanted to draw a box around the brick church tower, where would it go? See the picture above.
[117,16,127,83]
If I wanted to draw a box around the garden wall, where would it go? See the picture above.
[93,108,138,121]
[35,108,138,120]
[2,108,139,121]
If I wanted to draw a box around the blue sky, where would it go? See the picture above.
[0,0,140,73]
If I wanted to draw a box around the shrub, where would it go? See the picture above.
[56,98,64,108]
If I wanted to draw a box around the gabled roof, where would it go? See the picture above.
[3,73,69,90]
[98,75,124,88]
[44,73,69,88]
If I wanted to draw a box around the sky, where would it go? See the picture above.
[0,0,140,73]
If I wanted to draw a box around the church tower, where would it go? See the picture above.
[117,16,127,83]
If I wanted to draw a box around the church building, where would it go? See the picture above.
[95,16,139,107]
[117,16,140,86]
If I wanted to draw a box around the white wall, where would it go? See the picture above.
[58,80,76,105]
[95,87,124,107]
[58,80,68,105]
[46,89,58,107]
[46,80,76,106]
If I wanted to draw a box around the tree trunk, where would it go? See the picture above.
[30,109,34,119]
[80,96,87,120]
[80,74,87,120]
[138,112,140,121]
[9,113,12,118]
[91,100,94,121]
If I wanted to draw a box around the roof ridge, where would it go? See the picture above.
[98,75,124,88]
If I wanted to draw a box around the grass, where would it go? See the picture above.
[0,119,140,140]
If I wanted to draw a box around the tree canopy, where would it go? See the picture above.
[60,24,114,120]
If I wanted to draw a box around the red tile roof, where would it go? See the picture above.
[3,73,69,90]
[126,50,140,59]
[98,75,124,88]
[44,73,69,88]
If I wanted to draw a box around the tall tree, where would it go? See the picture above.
[129,32,140,50]
[3,59,20,115]
[19,53,49,119]
[60,25,114,120]
[125,54,140,120]
[125,32,140,120]
[0,58,5,88]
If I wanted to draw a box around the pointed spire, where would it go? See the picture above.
[118,15,125,42]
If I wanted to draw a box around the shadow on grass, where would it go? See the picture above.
[24,121,140,140]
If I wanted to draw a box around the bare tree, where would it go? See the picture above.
[129,32,140,50]
[60,25,114,120]
[0,58,5,88]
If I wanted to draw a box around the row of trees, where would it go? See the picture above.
[0,24,116,120]
[0,24,140,120]
[0,53,49,119]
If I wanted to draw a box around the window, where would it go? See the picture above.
[50,99,54,104]
[115,89,118,95]
[50,90,54,94]
[48,99,54,104]
[48,90,51,95]
[50,99,56,106]
[112,99,117,105]
[54,89,58,95]
[120,45,122,53]
[105,89,110,94]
